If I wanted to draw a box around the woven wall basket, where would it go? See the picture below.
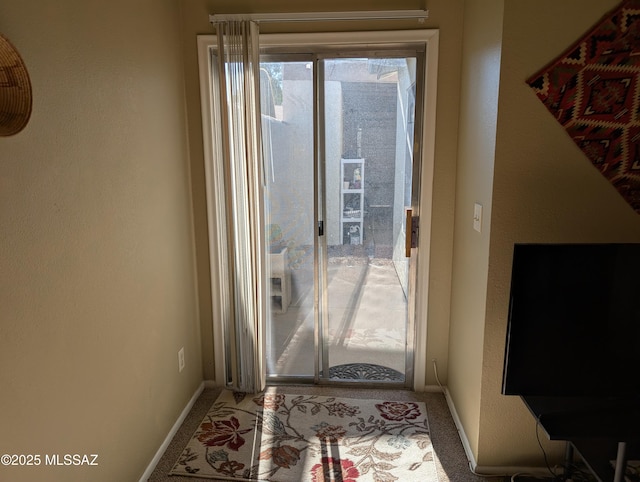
[0,34,32,136]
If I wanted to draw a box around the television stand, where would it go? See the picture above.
[521,396,640,481]
[567,440,634,482]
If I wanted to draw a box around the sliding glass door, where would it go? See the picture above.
[262,58,316,378]
[263,51,422,386]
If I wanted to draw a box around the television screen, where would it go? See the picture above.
[502,243,640,398]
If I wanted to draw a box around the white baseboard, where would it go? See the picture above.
[472,464,553,478]
[203,379,218,389]
[423,384,444,393]
[441,386,478,468]
[139,381,205,482]
[441,386,552,479]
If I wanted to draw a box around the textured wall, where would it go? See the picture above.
[479,0,640,469]
[447,0,503,463]
[0,1,202,480]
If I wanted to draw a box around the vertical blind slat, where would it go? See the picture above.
[214,20,266,393]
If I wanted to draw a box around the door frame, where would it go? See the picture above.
[197,29,439,391]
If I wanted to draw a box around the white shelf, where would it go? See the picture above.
[340,158,365,245]
[268,247,290,313]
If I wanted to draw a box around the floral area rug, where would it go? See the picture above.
[170,389,438,481]
[526,0,640,213]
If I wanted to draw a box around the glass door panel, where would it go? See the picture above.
[321,57,417,383]
[263,53,420,386]
[262,60,316,380]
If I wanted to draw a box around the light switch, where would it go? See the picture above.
[473,203,482,233]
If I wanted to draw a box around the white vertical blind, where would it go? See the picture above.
[214,20,266,393]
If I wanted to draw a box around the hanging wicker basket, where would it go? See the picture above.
[0,34,32,136]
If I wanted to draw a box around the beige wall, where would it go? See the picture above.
[179,0,465,386]
[448,0,503,461]
[4,0,635,477]
[450,0,640,469]
[0,1,202,481]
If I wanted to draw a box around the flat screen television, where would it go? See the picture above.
[502,243,640,398]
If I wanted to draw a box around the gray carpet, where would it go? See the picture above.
[146,386,503,482]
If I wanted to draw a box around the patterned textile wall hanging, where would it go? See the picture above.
[527,0,640,213]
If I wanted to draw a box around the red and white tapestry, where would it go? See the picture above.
[527,0,640,213]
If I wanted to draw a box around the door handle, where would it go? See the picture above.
[405,209,419,257]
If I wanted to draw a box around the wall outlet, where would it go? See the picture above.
[178,347,185,372]
[473,203,482,233]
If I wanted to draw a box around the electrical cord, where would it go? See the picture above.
[510,474,555,481]
[432,358,444,390]
[532,416,598,481]
[535,416,559,480]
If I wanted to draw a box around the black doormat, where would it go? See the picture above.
[327,363,404,381]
